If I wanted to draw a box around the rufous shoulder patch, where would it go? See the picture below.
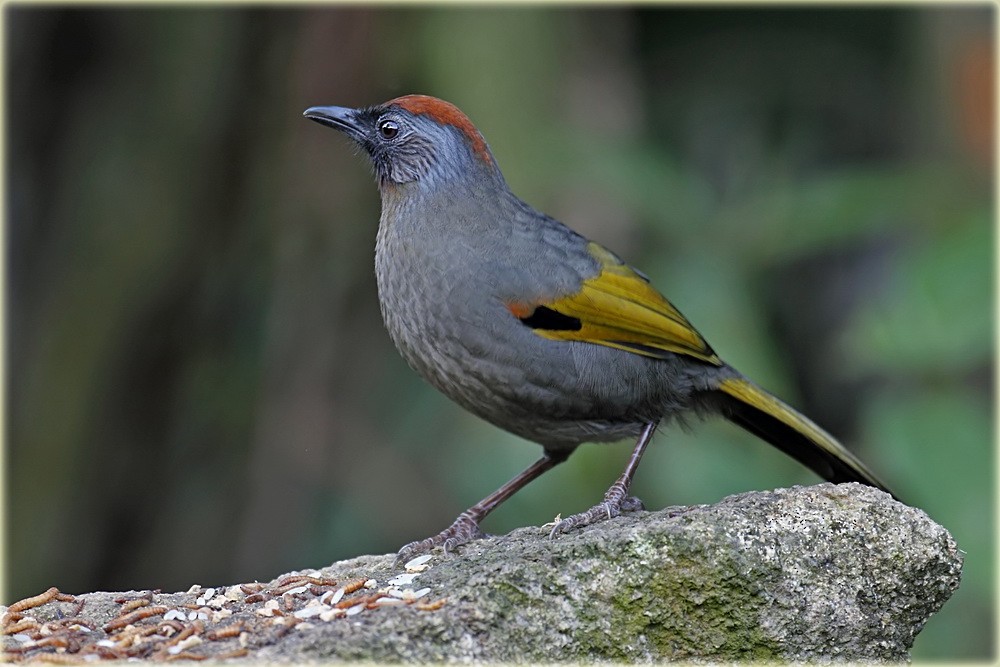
[387,94,492,165]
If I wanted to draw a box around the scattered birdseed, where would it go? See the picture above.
[318,609,345,622]
[166,635,202,654]
[254,600,281,617]
[344,604,365,617]
[409,587,431,600]
[210,609,232,623]
[387,587,431,601]
[387,572,420,586]
[291,606,327,620]
[404,554,434,572]
[163,610,185,621]
[373,597,406,607]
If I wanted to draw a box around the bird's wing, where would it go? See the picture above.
[506,242,721,365]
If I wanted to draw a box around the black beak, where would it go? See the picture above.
[303,106,366,141]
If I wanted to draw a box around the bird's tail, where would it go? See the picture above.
[715,377,897,499]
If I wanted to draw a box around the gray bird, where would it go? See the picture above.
[304,94,894,559]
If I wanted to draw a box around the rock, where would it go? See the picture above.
[2,484,961,663]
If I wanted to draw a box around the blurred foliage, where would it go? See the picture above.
[6,6,993,661]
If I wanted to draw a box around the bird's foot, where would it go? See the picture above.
[548,490,645,538]
[395,512,486,564]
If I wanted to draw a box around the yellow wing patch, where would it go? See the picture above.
[512,243,720,365]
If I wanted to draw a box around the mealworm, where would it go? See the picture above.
[70,599,86,617]
[120,598,151,614]
[205,622,243,641]
[24,652,87,664]
[213,647,249,660]
[157,620,185,634]
[30,634,70,650]
[159,620,203,648]
[336,592,383,610]
[2,610,24,625]
[3,618,39,635]
[9,587,59,613]
[415,597,448,611]
[163,650,208,661]
[103,605,167,632]
[341,578,366,595]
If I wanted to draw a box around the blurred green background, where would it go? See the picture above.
[6,6,993,660]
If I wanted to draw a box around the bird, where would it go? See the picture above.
[303,94,895,560]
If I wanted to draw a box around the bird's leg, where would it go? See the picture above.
[550,421,658,537]
[396,451,569,563]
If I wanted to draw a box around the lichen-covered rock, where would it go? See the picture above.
[3,484,961,663]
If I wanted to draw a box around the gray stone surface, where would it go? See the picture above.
[3,484,962,663]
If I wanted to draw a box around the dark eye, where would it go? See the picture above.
[378,119,400,140]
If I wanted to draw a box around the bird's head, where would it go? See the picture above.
[304,94,501,191]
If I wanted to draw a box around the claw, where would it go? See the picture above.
[549,494,645,538]
[395,514,485,563]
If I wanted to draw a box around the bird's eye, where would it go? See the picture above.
[378,119,400,140]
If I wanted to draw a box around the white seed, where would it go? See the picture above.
[363,579,377,589]
[211,609,233,623]
[404,554,433,572]
[387,572,420,586]
[329,588,346,606]
[283,585,309,596]
[374,597,406,606]
[345,603,365,616]
[292,606,328,619]
[405,587,432,601]
[319,608,345,621]
[167,635,203,654]
[255,600,281,617]
[163,609,185,621]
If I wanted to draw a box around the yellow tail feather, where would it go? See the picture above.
[717,377,894,497]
